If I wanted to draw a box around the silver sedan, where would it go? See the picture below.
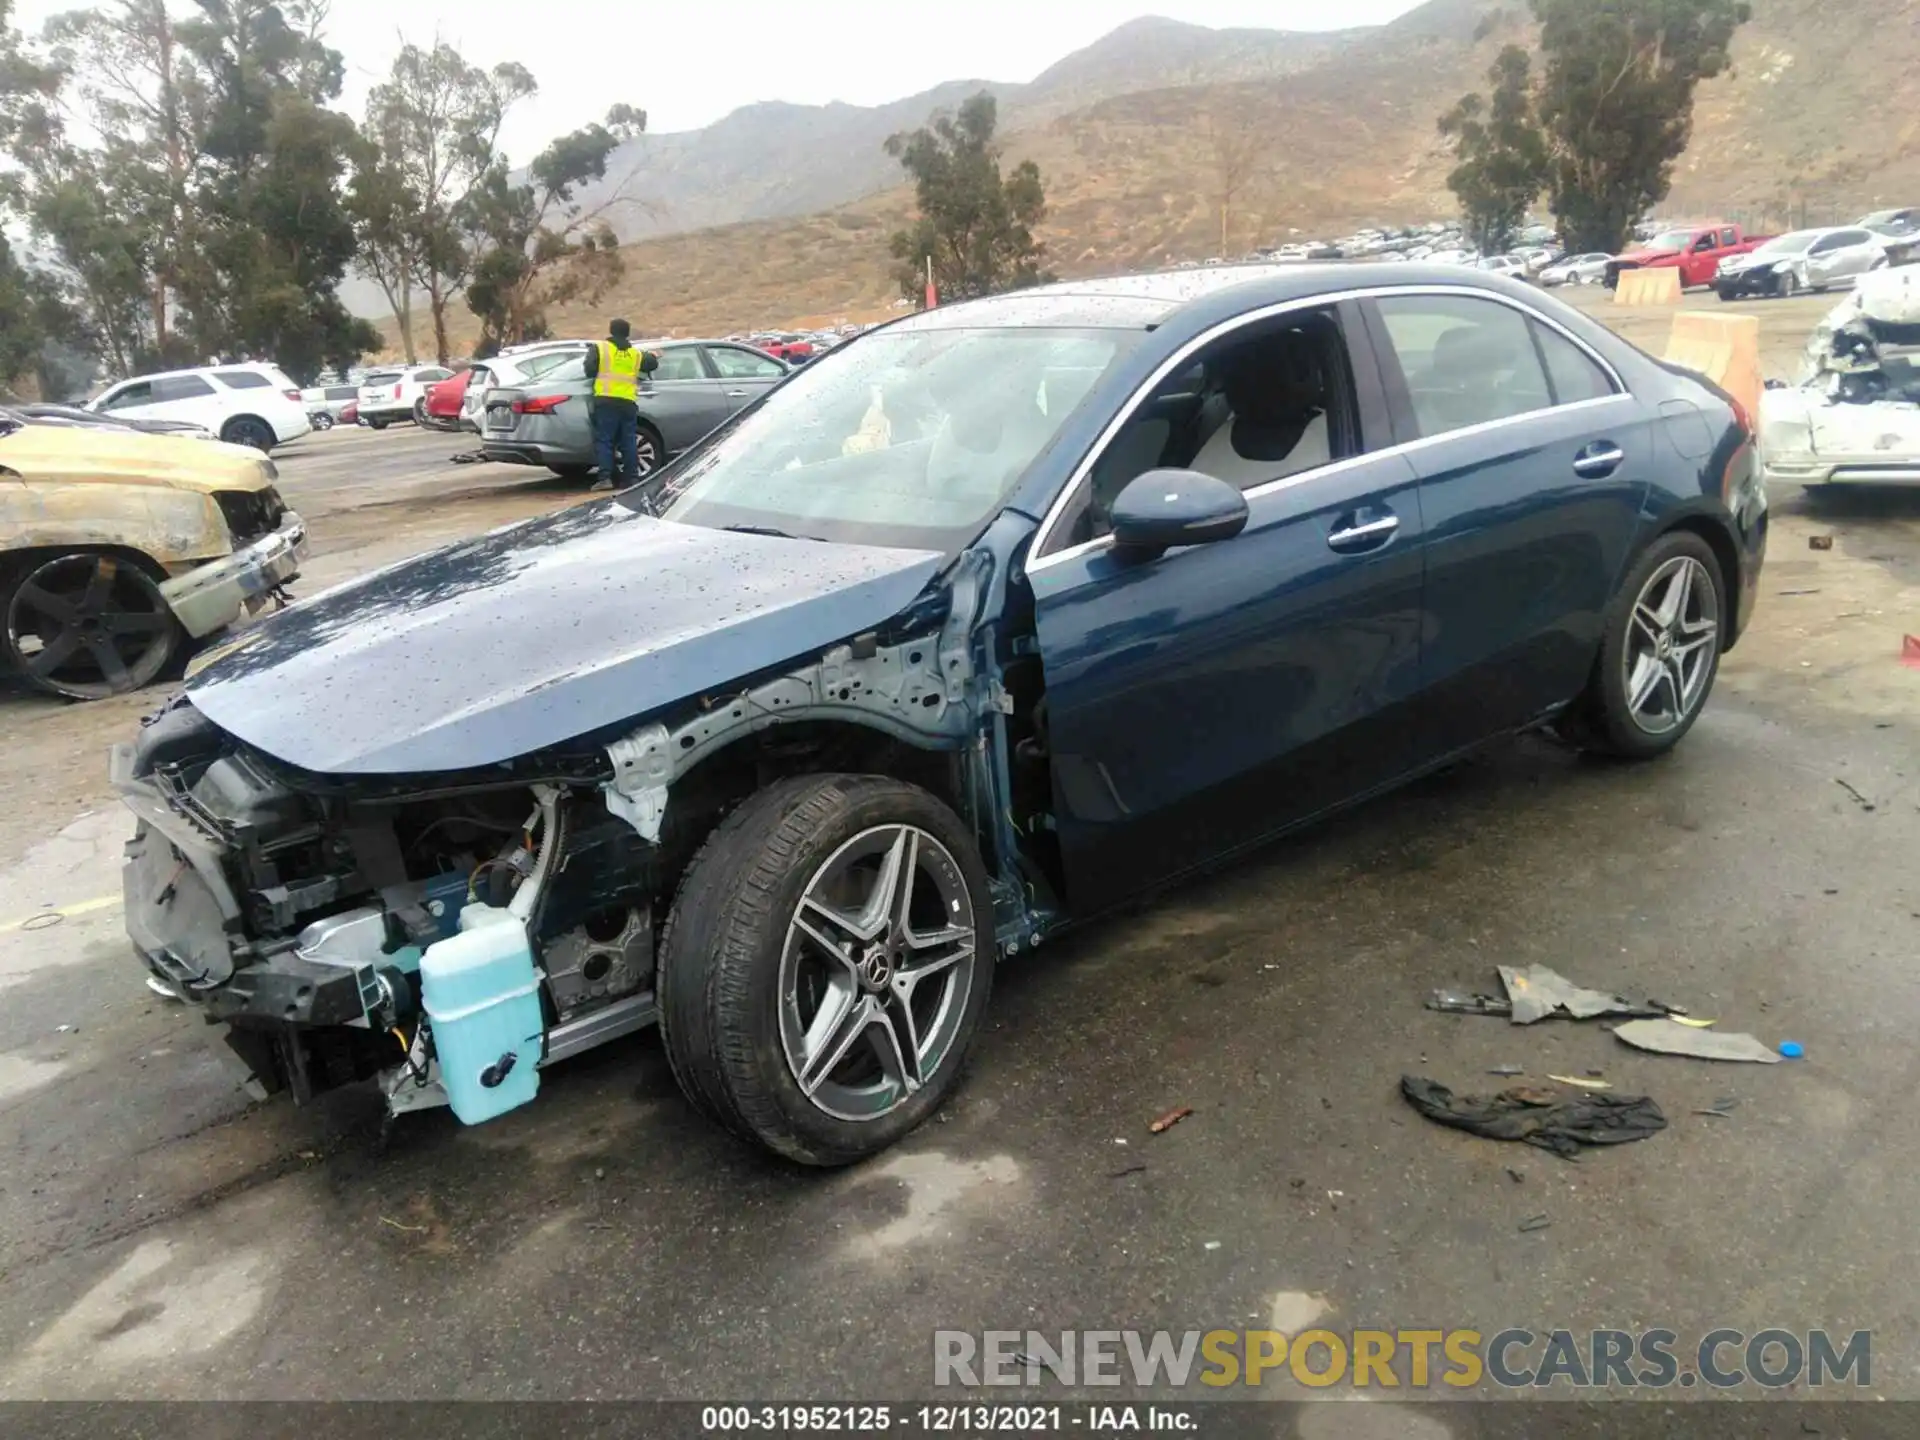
[480,340,789,481]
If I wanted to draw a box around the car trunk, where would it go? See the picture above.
[481,378,591,440]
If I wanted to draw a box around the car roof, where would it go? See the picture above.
[110,360,281,384]
[881,262,1583,332]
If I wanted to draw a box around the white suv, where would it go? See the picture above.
[89,362,312,452]
[357,364,455,429]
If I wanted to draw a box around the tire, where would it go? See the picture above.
[657,774,995,1165]
[2,550,181,700]
[220,415,275,451]
[367,416,390,431]
[311,412,334,431]
[1566,531,1726,760]
[548,463,594,481]
[1716,287,1736,303]
[634,421,664,477]
[1776,272,1797,300]
[412,399,428,426]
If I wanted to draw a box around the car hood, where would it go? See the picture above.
[183,503,946,775]
[1719,251,1784,273]
[3,423,272,493]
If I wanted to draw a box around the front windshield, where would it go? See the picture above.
[652,326,1140,552]
[1645,231,1692,253]
[1757,231,1819,256]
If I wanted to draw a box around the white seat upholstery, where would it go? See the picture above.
[1190,411,1329,488]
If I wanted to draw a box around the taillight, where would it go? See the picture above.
[512,394,568,415]
[392,384,403,398]
[284,389,301,402]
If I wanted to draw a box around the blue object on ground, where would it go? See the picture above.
[1778,1041,1805,1059]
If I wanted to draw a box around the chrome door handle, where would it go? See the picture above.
[1573,443,1626,478]
[1327,515,1399,551]
[725,389,750,397]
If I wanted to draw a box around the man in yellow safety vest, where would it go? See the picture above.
[581,318,660,490]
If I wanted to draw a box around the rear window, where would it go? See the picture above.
[214,370,271,390]
[153,374,216,402]
[362,372,401,386]
[326,385,357,400]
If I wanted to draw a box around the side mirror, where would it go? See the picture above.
[1108,469,1249,560]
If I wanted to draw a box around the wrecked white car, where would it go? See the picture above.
[1761,267,1920,487]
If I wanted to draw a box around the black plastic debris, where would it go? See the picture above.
[1399,1075,1668,1159]
[1427,989,1512,1017]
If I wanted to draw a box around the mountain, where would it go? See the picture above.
[377,0,1920,349]
[578,14,1369,241]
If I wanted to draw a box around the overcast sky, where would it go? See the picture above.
[16,0,1425,162]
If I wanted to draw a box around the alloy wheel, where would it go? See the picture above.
[635,431,659,475]
[778,824,978,1123]
[5,554,176,699]
[1622,555,1719,737]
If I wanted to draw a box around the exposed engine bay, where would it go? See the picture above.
[113,697,664,1122]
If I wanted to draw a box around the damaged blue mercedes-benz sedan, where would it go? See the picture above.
[111,264,1766,1163]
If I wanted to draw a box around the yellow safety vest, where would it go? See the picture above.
[593,340,642,402]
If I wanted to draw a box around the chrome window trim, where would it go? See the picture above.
[1025,283,1629,571]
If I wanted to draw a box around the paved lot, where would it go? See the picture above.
[5,305,1920,1413]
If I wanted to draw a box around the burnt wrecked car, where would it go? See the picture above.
[111,265,1767,1165]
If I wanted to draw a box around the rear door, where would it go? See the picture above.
[1364,289,1652,759]
[700,343,787,416]
[639,344,733,453]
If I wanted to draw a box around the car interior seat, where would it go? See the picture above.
[1188,330,1331,487]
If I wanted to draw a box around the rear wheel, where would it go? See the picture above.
[220,415,274,451]
[412,399,428,427]
[1565,531,1725,760]
[367,415,390,431]
[634,422,664,477]
[2,551,180,700]
[657,774,994,1165]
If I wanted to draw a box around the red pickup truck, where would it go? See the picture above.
[1606,223,1773,291]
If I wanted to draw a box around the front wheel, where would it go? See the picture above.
[2,551,181,699]
[367,415,390,431]
[1776,272,1797,299]
[1566,531,1725,759]
[657,774,995,1165]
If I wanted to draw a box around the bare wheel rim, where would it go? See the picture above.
[7,554,174,698]
[778,823,977,1123]
[1623,555,1718,736]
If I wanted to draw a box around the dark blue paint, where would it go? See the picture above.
[1108,469,1249,553]
[185,502,942,774]
[1029,451,1426,913]
[1404,396,1655,754]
